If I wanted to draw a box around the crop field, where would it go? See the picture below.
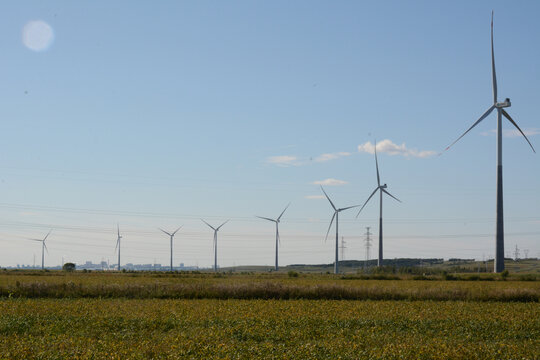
[0,271,539,359]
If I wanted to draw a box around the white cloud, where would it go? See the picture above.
[357,139,436,158]
[312,178,348,186]
[305,195,325,199]
[266,155,299,166]
[314,152,351,162]
[481,128,540,138]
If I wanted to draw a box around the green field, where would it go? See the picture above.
[1,271,539,359]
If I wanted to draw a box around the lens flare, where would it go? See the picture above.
[22,20,54,52]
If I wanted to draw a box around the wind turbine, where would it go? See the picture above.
[256,203,290,271]
[321,186,360,274]
[201,219,229,272]
[357,141,401,267]
[29,230,52,270]
[159,226,182,271]
[442,12,535,273]
[115,224,122,270]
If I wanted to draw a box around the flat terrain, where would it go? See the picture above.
[0,271,539,359]
[1,299,538,359]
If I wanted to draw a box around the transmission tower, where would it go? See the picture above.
[339,236,347,262]
[364,227,372,269]
[523,249,529,259]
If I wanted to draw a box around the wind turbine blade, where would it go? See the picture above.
[340,204,361,211]
[325,212,336,242]
[491,11,497,103]
[277,225,281,246]
[442,105,495,153]
[28,238,43,242]
[277,203,290,221]
[43,229,52,241]
[256,216,276,223]
[375,140,381,186]
[44,243,49,254]
[217,220,229,231]
[117,223,120,237]
[201,219,216,231]
[501,109,536,153]
[159,228,172,236]
[356,187,379,218]
[114,239,119,253]
[172,226,182,236]
[320,186,337,211]
[382,189,402,203]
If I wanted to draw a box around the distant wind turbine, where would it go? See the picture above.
[442,12,535,273]
[115,224,122,270]
[357,141,401,267]
[159,226,182,271]
[201,219,229,272]
[321,186,360,274]
[256,203,290,271]
[29,230,52,270]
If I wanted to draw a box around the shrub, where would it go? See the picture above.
[287,271,299,278]
[62,263,76,272]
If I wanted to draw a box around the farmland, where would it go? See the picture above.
[0,271,539,359]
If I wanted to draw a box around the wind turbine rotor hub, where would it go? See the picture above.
[495,98,511,108]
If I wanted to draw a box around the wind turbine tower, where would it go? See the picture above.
[443,12,535,272]
[357,141,401,267]
[159,226,182,272]
[256,203,290,271]
[201,219,229,272]
[321,186,360,274]
[115,224,122,270]
[29,230,51,270]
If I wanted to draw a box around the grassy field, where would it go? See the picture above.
[0,271,539,359]
[1,270,538,301]
[1,298,538,359]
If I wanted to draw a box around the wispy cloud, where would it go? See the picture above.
[266,155,299,166]
[268,150,354,167]
[481,128,540,138]
[314,152,351,162]
[358,139,436,158]
[312,178,348,186]
[18,211,38,217]
[305,195,325,199]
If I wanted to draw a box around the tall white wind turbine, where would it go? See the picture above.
[115,224,122,270]
[357,142,401,267]
[201,219,229,272]
[159,226,182,271]
[256,203,290,271]
[321,186,360,274]
[442,12,535,273]
[29,230,52,270]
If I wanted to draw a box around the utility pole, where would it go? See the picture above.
[364,227,372,269]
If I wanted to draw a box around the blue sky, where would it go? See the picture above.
[0,1,538,268]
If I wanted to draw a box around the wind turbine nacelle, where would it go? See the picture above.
[496,98,511,108]
[382,184,388,189]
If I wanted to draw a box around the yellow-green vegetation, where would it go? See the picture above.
[0,298,538,359]
[0,271,539,359]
